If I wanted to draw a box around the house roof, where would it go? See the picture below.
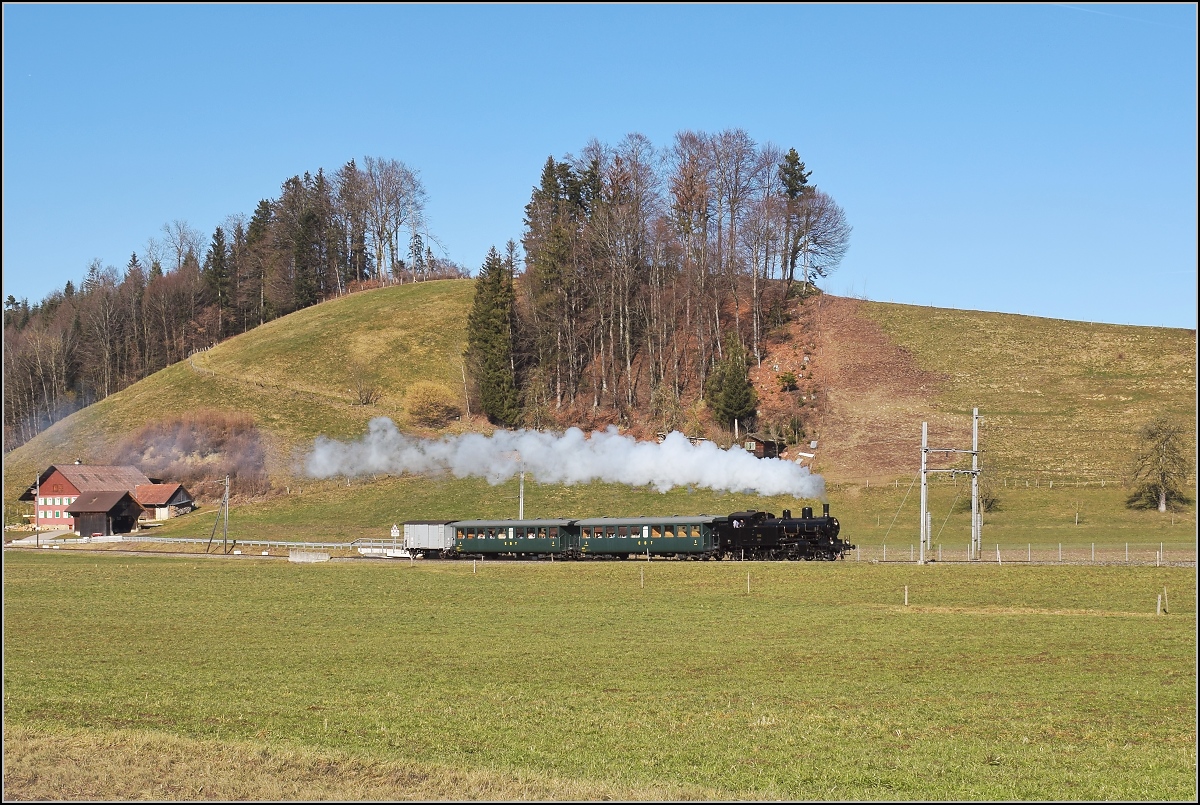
[746,433,786,445]
[66,490,144,515]
[20,464,153,501]
[135,483,190,506]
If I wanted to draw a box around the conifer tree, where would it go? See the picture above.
[203,226,232,337]
[466,246,520,426]
[778,147,812,297]
[705,333,758,436]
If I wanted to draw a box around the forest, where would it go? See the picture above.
[468,130,850,436]
[3,129,850,451]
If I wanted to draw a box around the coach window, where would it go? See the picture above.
[582,528,592,539]
[618,526,628,539]
[691,524,702,538]
[651,525,662,538]
[548,527,557,539]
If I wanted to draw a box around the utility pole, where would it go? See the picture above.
[919,423,928,564]
[205,476,231,554]
[971,408,980,560]
[920,409,982,561]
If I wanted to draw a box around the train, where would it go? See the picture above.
[400,503,852,561]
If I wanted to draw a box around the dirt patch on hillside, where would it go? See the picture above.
[754,295,970,483]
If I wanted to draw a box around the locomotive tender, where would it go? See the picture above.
[401,504,852,561]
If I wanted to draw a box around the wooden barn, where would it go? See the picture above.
[740,434,787,459]
[135,483,196,521]
[66,491,145,537]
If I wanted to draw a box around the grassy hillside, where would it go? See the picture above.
[4,283,1195,539]
[861,302,1196,481]
[3,279,476,509]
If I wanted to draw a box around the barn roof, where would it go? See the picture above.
[66,490,144,515]
[19,465,154,501]
[745,433,786,446]
[135,483,190,506]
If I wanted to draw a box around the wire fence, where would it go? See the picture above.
[847,542,1196,565]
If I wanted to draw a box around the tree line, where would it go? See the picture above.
[466,128,851,437]
[3,156,467,451]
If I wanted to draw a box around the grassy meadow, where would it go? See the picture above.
[3,550,1195,800]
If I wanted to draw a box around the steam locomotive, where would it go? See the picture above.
[400,503,852,561]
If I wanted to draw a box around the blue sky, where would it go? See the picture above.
[3,3,1196,329]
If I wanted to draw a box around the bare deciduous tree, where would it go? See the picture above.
[1127,417,1194,512]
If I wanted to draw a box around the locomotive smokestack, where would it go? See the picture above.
[823,503,830,517]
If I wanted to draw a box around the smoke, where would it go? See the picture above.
[304,417,825,499]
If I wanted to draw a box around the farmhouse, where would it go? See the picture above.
[18,464,154,533]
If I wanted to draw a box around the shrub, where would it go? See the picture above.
[406,381,461,428]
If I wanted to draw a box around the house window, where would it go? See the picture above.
[54,510,61,518]
[38,497,45,506]
[744,441,756,451]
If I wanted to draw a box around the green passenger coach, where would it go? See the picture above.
[574,515,722,559]
[452,519,579,558]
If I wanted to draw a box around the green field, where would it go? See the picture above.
[3,550,1194,800]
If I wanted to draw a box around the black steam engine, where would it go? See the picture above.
[716,503,851,561]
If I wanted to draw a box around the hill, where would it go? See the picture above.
[753,294,1196,484]
[3,279,1195,528]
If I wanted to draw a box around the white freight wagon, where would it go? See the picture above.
[403,520,456,558]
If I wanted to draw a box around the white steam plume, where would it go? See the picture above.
[304,417,825,499]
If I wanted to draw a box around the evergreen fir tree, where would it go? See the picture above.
[203,226,232,337]
[466,246,520,426]
[705,333,758,435]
